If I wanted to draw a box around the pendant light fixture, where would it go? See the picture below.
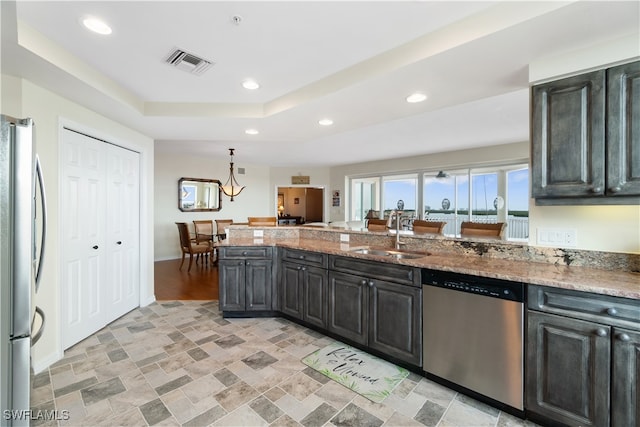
[221,148,245,201]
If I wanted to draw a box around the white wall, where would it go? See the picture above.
[2,76,155,372]
[154,151,272,260]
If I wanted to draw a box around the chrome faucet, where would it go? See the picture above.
[387,200,406,250]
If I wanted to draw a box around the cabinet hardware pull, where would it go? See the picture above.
[609,186,621,193]
[595,328,608,337]
[590,186,603,193]
[297,266,302,270]
[617,333,630,342]
[302,267,307,271]
[299,255,305,259]
[242,251,247,256]
[360,279,368,286]
[368,281,374,288]
[116,241,122,245]
[92,245,99,250]
[606,307,618,316]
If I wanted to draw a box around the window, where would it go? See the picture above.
[383,174,417,219]
[351,177,379,221]
[349,163,529,240]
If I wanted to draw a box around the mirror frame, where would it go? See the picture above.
[178,177,222,212]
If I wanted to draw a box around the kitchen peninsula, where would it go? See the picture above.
[217,225,639,427]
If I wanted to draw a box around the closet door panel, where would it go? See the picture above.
[61,129,107,348]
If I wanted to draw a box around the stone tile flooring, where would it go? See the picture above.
[31,301,539,426]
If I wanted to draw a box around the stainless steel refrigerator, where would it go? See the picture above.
[0,115,46,426]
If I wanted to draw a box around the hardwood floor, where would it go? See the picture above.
[154,257,219,300]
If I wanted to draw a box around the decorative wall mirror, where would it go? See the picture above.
[179,177,222,212]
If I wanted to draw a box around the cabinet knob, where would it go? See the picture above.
[242,251,248,256]
[360,279,368,286]
[297,266,302,270]
[116,241,122,245]
[302,267,307,271]
[590,186,603,194]
[609,186,621,193]
[368,281,374,288]
[617,333,631,342]
[299,255,305,259]
[595,328,608,337]
[606,307,618,316]
[92,245,99,250]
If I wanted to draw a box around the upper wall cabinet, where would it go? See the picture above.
[531,60,640,205]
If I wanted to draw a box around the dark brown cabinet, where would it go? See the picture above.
[328,256,422,366]
[526,285,640,427]
[279,248,328,329]
[218,247,274,312]
[531,60,640,204]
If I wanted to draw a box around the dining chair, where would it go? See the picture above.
[460,221,506,239]
[175,222,213,271]
[247,216,277,226]
[412,220,446,235]
[215,219,234,240]
[193,220,214,244]
[367,218,387,231]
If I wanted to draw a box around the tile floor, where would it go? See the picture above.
[31,301,539,426]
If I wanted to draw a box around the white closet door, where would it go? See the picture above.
[105,144,140,320]
[61,129,141,349]
[61,129,107,348]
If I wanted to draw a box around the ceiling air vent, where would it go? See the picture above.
[165,48,214,75]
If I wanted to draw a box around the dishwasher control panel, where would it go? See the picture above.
[421,269,524,302]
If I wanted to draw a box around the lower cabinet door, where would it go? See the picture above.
[612,327,640,427]
[219,260,245,311]
[245,259,272,311]
[303,266,328,328]
[328,271,367,345]
[526,311,611,427]
[368,280,421,366]
[280,261,304,319]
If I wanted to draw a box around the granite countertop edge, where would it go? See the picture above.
[218,237,640,300]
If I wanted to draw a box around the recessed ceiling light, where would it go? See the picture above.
[318,118,333,126]
[82,17,112,35]
[406,93,427,103]
[242,79,260,90]
[245,129,259,135]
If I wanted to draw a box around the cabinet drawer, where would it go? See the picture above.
[329,255,419,287]
[219,246,273,259]
[528,285,640,329]
[281,248,328,268]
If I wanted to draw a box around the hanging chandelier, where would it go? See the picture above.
[220,148,245,201]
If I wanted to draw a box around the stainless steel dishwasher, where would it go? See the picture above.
[422,268,524,411]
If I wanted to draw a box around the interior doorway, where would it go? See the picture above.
[277,186,325,223]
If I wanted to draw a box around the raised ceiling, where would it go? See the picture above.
[2,1,639,167]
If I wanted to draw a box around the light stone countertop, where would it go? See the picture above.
[219,236,640,300]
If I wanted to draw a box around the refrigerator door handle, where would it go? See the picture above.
[34,154,47,291]
[31,306,45,345]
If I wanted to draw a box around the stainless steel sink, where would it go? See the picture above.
[349,248,427,260]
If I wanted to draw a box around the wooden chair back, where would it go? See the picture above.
[248,216,277,226]
[193,220,214,244]
[412,220,446,235]
[215,219,233,233]
[460,221,506,239]
[175,222,213,271]
[367,218,387,231]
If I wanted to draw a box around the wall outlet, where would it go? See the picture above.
[340,233,349,243]
[253,229,264,238]
[537,228,577,247]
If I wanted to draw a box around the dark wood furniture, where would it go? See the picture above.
[531,60,640,205]
[526,285,640,427]
[218,246,274,312]
[279,248,328,329]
